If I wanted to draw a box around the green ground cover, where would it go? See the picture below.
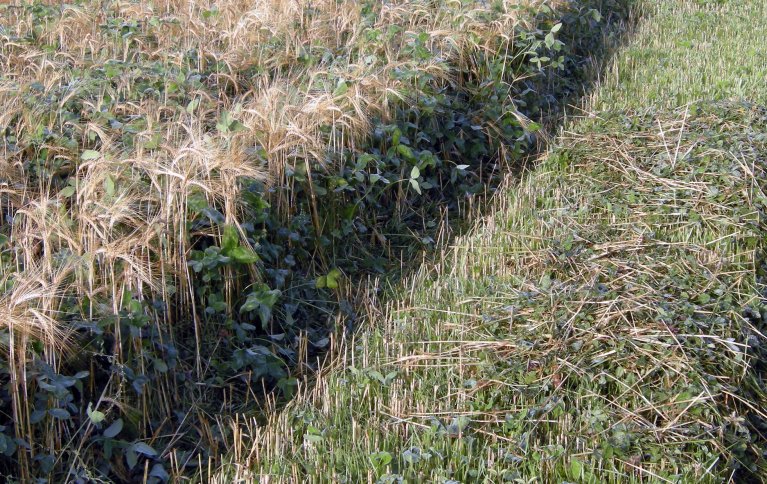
[597,0,767,109]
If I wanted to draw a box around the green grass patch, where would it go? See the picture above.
[596,0,767,109]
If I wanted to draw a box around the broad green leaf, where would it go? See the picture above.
[87,403,105,425]
[410,166,420,180]
[150,464,170,480]
[315,276,327,289]
[2,434,17,457]
[153,358,168,373]
[88,410,106,424]
[229,120,247,133]
[220,110,232,127]
[370,451,393,468]
[103,438,114,459]
[103,418,123,438]
[551,22,562,33]
[410,178,421,194]
[240,295,259,313]
[122,288,134,308]
[545,32,555,48]
[132,442,157,456]
[392,128,401,146]
[49,408,70,420]
[277,377,298,398]
[229,246,259,264]
[60,186,76,198]
[30,410,46,424]
[258,305,272,328]
[333,80,349,97]
[326,274,339,289]
[356,153,374,170]
[129,299,142,314]
[144,133,161,149]
[402,448,421,464]
[81,150,100,161]
[398,144,415,161]
[125,449,138,470]
[324,269,341,289]
[260,288,281,306]
[570,459,583,478]
[186,98,200,114]
[104,175,115,197]
[221,225,239,253]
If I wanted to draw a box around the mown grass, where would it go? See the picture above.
[595,0,767,109]
[220,0,767,482]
